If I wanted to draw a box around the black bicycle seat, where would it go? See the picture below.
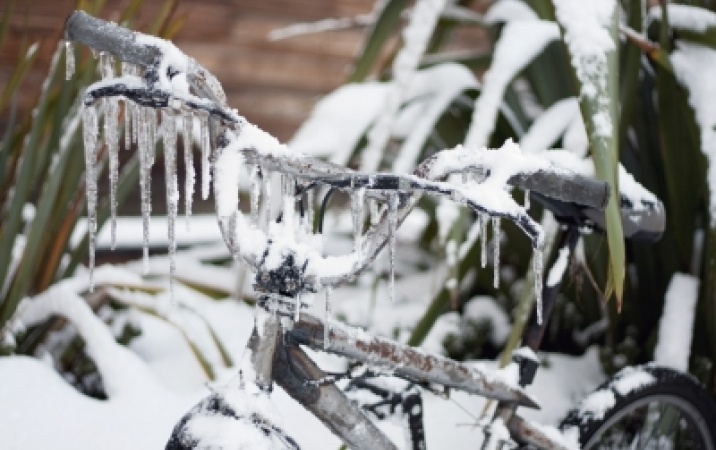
[532,191,665,243]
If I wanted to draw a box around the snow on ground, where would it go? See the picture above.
[0,253,606,449]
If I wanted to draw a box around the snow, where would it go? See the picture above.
[611,366,655,396]
[43,13,679,450]
[513,346,539,363]
[553,0,616,137]
[483,417,510,450]
[577,388,615,421]
[17,267,166,397]
[292,63,477,170]
[134,33,190,95]
[537,149,659,212]
[72,214,223,250]
[463,20,559,149]
[562,113,589,157]
[268,13,374,41]
[484,0,539,24]
[361,0,449,172]
[391,64,477,174]
[650,4,716,33]
[290,82,387,164]
[214,139,244,218]
[520,98,579,154]
[654,273,699,371]
[534,424,579,450]
[65,40,74,80]
[546,245,570,288]
[0,253,609,450]
[670,41,716,226]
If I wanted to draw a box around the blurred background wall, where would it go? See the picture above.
[0,0,376,142]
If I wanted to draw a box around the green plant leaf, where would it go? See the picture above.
[556,2,625,307]
[347,0,410,82]
[133,305,216,381]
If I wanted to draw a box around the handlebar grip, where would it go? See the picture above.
[508,170,610,210]
[65,11,160,68]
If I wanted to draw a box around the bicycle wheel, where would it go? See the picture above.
[559,365,716,450]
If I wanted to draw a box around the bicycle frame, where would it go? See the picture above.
[63,11,664,450]
[235,226,582,450]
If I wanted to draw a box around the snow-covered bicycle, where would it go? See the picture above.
[65,11,716,450]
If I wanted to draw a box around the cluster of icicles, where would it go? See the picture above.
[71,44,208,297]
[67,41,544,325]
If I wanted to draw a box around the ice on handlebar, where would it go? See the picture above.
[67,11,622,325]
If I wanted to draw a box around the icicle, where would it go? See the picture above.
[283,173,294,197]
[533,248,544,325]
[294,293,301,322]
[82,104,99,291]
[492,217,501,288]
[138,107,153,274]
[123,100,132,150]
[64,41,74,80]
[324,286,332,350]
[369,199,380,225]
[524,189,530,210]
[280,175,297,238]
[263,172,272,226]
[183,115,195,229]
[200,114,211,200]
[351,187,366,259]
[131,102,139,146]
[480,213,488,268]
[105,97,120,250]
[388,193,398,303]
[162,111,179,299]
[99,52,114,79]
[147,109,157,163]
[250,165,261,225]
[304,188,314,234]
[121,63,133,150]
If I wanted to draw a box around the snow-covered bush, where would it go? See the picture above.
[0,0,236,397]
[289,0,716,389]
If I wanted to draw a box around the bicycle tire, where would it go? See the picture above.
[559,365,716,450]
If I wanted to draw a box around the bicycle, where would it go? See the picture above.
[64,11,716,450]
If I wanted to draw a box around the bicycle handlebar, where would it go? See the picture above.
[65,11,611,290]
